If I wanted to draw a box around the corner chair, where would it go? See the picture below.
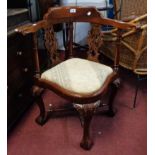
[16,6,135,150]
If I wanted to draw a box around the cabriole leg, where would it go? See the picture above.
[106,78,120,117]
[74,102,99,150]
[32,86,47,126]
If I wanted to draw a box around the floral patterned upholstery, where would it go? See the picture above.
[41,58,113,94]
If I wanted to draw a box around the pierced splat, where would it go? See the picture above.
[44,26,61,66]
[87,24,104,62]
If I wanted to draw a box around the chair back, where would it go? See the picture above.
[17,6,135,76]
[43,6,134,27]
[43,6,135,65]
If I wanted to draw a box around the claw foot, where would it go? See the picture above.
[35,115,47,126]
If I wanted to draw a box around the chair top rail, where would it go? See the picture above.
[16,6,136,35]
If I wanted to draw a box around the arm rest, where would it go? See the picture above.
[15,20,46,35]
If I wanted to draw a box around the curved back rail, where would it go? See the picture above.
[17,6,135,35]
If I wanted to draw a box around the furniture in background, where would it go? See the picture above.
[37,0,60,18]
[133,74,147,108]
[7,0,28,8]
[37,0,62,32]
[7,1,49,131]
[102,0,147,73]
[17,6,135,150]
[99,0,147,108]
[7,6,34,131]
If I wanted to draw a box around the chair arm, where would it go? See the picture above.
[15,20,46,35]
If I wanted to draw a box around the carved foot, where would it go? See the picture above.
[80,137,93,150]
[35,115,47,126]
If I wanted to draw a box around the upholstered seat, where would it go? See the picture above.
[41,58,113,95]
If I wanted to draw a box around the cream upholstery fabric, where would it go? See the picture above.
[41,58,113,94]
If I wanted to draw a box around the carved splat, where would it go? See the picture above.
[44,26,61,66]
[87,24,103,62]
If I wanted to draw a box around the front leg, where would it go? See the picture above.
[74,102,100,150]
[32,86,47,126]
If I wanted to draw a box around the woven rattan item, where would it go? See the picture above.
[101,0,147,75]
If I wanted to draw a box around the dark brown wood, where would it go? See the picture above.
[7,7,34,131]
[16,6,136,150]
[32,86,47,125]
[7,33,34,131]
[37,0,62,32]
[68,22,74,58]
[106,78,120,117]
[38,0,60,18]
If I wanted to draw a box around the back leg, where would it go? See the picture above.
[106,78,120,117]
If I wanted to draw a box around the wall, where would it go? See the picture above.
[55,0,109,49]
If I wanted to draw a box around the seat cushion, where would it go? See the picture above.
[41,58,113,94]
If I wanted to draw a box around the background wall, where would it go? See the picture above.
[56,0,109,49]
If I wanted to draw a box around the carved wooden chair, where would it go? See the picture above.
[16,6,135,150]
